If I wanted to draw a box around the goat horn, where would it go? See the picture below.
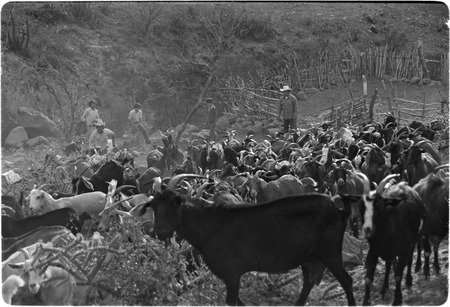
[180,180,194,199]
[353,172,371,194]
[414,140,428,147]
[313,154,325,162]
[434,164,449,170]
[167,174,205,190]
[376,174,400,195]
[334,158,353,165]
[113,185,136,196]
[37,183,51,190]
[195,181,213,198]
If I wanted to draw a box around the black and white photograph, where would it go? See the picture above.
[1,1,449,305]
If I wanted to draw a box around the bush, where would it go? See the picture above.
[237,13,275,42]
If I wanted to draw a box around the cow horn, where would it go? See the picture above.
[353,172,371,194]
[167,174,205,190]
[376,174,400,195]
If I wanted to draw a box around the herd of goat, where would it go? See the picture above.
[1,115,449,305]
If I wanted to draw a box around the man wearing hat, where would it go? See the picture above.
[88,119,116,153]
[128,103,150,144]
[278,85,298,133]
[81,99,100,139]
[205,97,217,142]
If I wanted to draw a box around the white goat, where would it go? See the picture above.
[4,242,76,305]
[28,189,106,216]
[2,274,25,304]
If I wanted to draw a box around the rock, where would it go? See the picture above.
[382,74,392,82]
[410,76,420,84]
[16,107,59,138]
[422,78,431,85]
[418,80,424,86]
[24,136,49,148]
[174,123,200,135]
[5,126,29,148]
[296,91,308,100]
[1,170,22,185]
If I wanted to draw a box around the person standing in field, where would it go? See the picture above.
[128,103,150,144]
[278,85,298,133]
[205,97,217,142]
[81,99,100,140]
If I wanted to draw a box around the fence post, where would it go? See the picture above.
[362,75,367,95]
[421,92,426,121]
[369,88,378,122]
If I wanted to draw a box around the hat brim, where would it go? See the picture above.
[280,88,291,92]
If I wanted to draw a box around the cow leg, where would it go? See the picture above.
[224,275,243,306]
[380,259,392,299]
[415,236,423,273]
[363,248,378,306]
[295,265,316,305]
[422,237,432,279]
[392,255,407,306]
[322,257,356,306]
[405,245,415,289]
[430,235,441,275]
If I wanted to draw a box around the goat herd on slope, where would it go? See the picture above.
[1,115,449,305]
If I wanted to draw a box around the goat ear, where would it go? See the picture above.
[8,262,25,269]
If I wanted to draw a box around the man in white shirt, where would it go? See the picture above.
[81,100,100,139]
[128,103,150,144]
[88,119,115,153]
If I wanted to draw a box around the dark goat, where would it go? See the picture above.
[137,167,162,194]
[406,141,439,186]
[161,133,184,170]
[200,143,221,174]
[139,174,356,306]
[2,208,90,238]
[298,156,327,190]
[342,173,426,306]
[72,160,125,194]
[1,193,24,220]
[360,145,390,185]
[2,226,72,260]
[413,174,449,278]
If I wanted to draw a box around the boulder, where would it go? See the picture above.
[16,107,59,138]
[410,77,420,84]
[24,136,49,148]
[296,91,308,100]
[174,123,200,135]
[5,126,29,148]
[422,78,431,85]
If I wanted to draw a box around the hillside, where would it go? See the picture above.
[1,1,448,143]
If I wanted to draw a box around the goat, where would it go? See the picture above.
[406,140,439,186]
[2,274,25,304]
[72,160,126,194]
[240,172,305,203]
[2,226,73,260]
[138,174,356,306]
[342,172,426,305]
[1,192,25,219]
[2,207,88,238]
[413,173,449,278]
[28,187,106,216]
[4,244,76,305]
[360,144,391,185]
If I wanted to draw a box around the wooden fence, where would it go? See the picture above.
[271,43,448,91]
[320,90,449,127]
